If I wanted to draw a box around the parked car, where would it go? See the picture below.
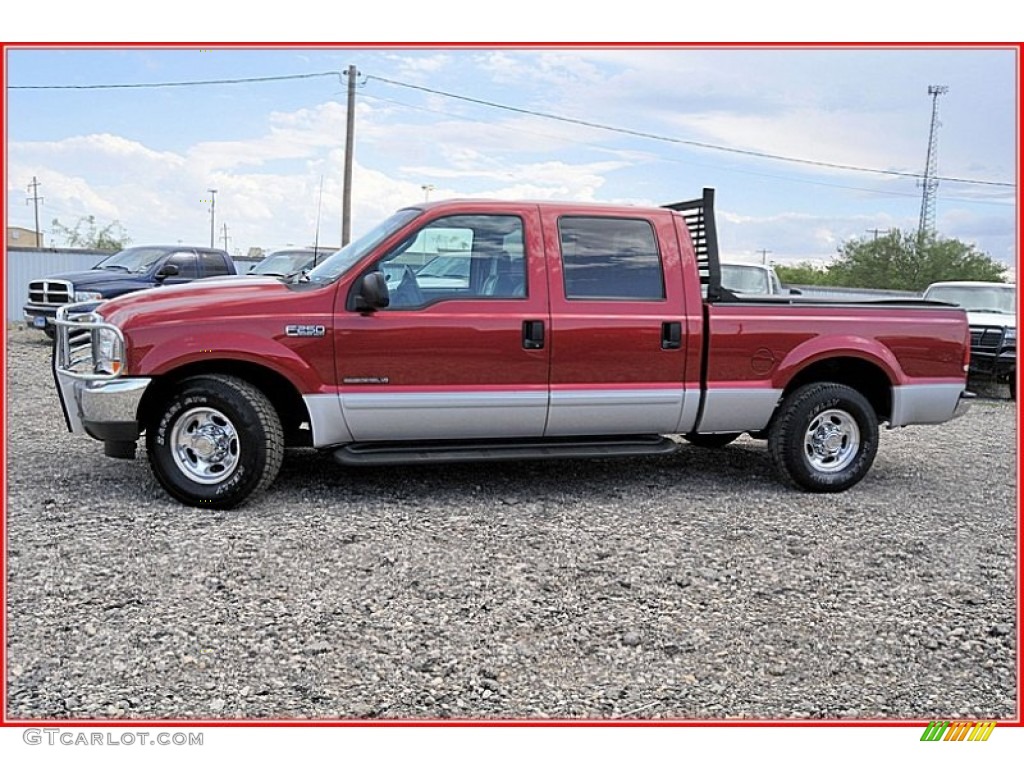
[923,280,1016,399]
[53,189,970,508]
[24,245,235,337]
[720,262,799,296]
[247,248,336,278]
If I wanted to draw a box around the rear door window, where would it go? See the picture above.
[201,252,232,277]
[557,217,665,301]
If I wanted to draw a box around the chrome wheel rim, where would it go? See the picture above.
[803,408,860,473]
[170,407,240,485]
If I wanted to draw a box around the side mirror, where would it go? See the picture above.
[354,271,390,311]
[155,263,180,281]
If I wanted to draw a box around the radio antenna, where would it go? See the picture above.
[312,175,324,267]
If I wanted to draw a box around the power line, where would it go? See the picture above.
[359,92,1013,207]
[10,67,1015,195]
[365,74,1014,189]
[9,71,345,90]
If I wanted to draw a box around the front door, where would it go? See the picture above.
[335,206,550,442]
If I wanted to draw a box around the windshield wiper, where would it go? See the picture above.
[99,264,130,272]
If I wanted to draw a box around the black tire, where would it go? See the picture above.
[1009,373,1016,401]
[146,374,284,509]
[683,432,741,448]
[768,382,878,493]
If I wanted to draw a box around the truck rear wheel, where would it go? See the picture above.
[768,382,878,493]
[146,374,284,509]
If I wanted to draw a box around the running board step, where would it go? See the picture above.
[333,435,679,466]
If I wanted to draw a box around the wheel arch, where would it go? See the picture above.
[137,360,313,447]
[778,356,894,423]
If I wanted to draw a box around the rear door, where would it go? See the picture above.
[335,205,550,441]
[542,208,691,436]
[199,250,233,277]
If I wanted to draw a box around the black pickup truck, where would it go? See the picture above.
[24,245,235,337]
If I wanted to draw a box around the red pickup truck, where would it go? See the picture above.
[53,190,972,508]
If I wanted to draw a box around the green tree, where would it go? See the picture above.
[51,215,131,250]
[784,229,1007,292]
[774,261,834,286]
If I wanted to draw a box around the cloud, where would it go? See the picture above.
[717,208,910,264]
[383,52,453,80]
[5,99,635,251]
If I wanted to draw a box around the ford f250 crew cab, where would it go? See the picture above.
[26,245,235,337]
[53,190,972,509]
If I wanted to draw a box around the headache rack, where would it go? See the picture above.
[663,187,723,302]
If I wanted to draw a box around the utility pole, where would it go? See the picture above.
[758,248,772,265]
[342,64,357,246]
[917,85,949,243]
[221,222,230,253]
[207,188,218,248]
[865,228,883,241]
[26,176,43,247]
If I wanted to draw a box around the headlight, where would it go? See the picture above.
[93,327,124,376]
[1004,327,1016,342]
[75,290,104,302]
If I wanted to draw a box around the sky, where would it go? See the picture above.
[4,46,1019,273]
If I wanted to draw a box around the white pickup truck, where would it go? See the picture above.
[720,262,797,297]
[923,280,1016,399]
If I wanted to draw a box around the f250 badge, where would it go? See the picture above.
[285,324,326,337]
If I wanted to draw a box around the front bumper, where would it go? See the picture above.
[969,325,1015,381]
[24,303,59,329]
[54,372,151,441]
[51,302,150,444]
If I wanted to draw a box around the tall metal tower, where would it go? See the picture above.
[917,85,949,242]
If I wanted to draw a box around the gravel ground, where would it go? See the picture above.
[5,326,1017,721]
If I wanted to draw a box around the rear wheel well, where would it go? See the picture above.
[782,357,892,422]
[138,361,313,447]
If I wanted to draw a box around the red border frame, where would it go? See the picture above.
[1,41,1020,731]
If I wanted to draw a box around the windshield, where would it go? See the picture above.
[93,246,173,274]
[924,284,1016,314]
[306,209,421,284]
[250,251,317,277]
[721,264,770,294]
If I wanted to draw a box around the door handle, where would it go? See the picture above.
[523,320,545,350]
[661,321,682,350]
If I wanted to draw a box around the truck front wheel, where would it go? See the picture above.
[146,374,284,509]
[768,383,878,493]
